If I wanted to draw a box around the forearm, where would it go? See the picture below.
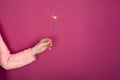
[0,34,36,70]
[0,48,36,70]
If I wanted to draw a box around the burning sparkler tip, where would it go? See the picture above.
[53,15,57,20]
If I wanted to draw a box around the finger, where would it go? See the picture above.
[41,38,52,42]
[43,41,52,45]
[41,40,52,43]
[48,47,52,50]
[47,42,52,48]
[50,42,52,47]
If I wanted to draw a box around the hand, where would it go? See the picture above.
[30,38,52,55]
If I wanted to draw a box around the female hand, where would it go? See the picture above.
[30,38,52,55]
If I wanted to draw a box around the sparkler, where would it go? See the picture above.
[50,14,57,35]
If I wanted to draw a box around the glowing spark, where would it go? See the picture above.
[52,15,57,20]
[53,15,57,20]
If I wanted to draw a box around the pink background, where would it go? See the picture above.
[0,0,120,80]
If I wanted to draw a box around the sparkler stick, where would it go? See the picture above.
[50,15,57,35]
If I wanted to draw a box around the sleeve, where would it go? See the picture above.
[0,34,36,70]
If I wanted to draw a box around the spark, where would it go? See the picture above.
[53,15,57,20]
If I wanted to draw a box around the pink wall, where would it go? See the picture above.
[0,0,120,80]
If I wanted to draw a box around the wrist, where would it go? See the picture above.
[30,47,39,55]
